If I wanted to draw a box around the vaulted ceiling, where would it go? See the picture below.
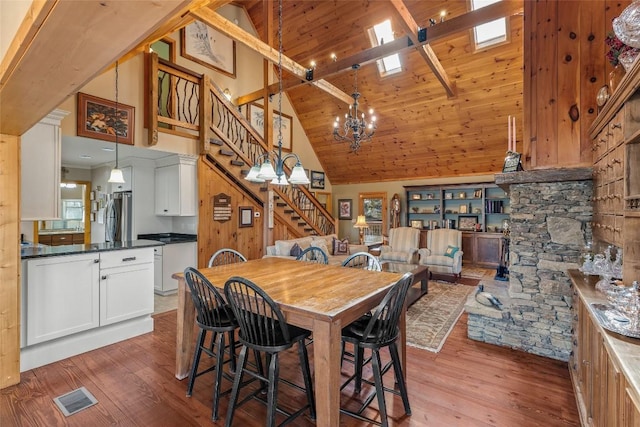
[0,0,524,185]
[235,0,524,184]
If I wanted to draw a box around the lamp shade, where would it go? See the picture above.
[257,160,277,180]
[245,164,265,183]
[108,167,125,184]
[288,164,310,185]
[354,215,368,228]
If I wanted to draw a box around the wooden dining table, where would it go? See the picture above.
[172,257,406,427]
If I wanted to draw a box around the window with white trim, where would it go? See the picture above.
[471,0,507,49]
[368,20,402,77]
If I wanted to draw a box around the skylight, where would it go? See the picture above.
[471,0,507,49]
[369,20,401,77]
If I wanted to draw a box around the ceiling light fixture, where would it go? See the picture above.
[332,64,377,153]
[108,61,125,184]
[245,0,309,186]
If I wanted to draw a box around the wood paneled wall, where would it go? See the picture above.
[0,133,20,388]
[197,158,264,265]
[523,0,631,170]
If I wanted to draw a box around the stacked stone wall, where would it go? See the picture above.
[467,180,592,361]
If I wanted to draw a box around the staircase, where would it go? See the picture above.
[148,54,336,237]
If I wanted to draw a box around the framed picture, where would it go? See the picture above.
[410,220,424,229]
[181,20,236,78]
[338,199,352,220]
[310,170,325,189]
[77,92,135,145]
[502,151,524,172]
[473,189,483,198]
[445,192,453,200]
[459,205,468,214]
[458,215,478,231]
[247,103,292,152]
[239,206,253,227]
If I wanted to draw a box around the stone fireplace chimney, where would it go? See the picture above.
[466,168,593,361]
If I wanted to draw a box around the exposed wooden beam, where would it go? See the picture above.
[119,0,232,64]
[389,0,457,98]
[236,0,522,105]
[0,0,192,136]
[189,7,354,105]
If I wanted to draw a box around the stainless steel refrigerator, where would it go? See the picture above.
[105,191,133,242]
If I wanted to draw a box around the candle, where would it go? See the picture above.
[512,116,516,152]
[508,115,511,152]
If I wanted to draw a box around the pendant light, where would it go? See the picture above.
[108,61,125,184]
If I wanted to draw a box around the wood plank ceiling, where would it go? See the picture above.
[236,0,524,184]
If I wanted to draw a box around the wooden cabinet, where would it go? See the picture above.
[155,155,197,216]
[20,109,69,220]
[461,232,503,268]
[24,253,100,345]
[569,271,640,426]
[99,248,154,326]
[39,232,85,246]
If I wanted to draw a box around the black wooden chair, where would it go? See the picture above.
[295,246,328,264]
[208,248,247,267]
[340,272,414,427]
[183,267,238,421]
[342,251,382,271]
[224,276,316,427]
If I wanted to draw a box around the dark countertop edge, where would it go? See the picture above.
[21,239,164,260]
[137,233,198,244]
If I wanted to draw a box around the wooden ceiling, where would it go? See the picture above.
[235,0,525,184]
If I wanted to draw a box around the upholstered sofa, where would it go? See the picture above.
[264,234,368,265]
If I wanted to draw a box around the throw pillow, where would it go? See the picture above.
[333,237,349,255]
[312,240,329,257]
[444,245,459,258]
[275,240,295,256]
[289,243,303,258]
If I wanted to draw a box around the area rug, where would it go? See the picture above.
[406,280,476,353]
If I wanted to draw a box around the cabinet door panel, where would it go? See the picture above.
[26,253,100,345]
[100,262,154,326]
[475,234,502,268]
[461,233,475,265]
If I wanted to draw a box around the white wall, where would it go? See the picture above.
[0,0,30,63]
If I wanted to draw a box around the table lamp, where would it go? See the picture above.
[354,215,369,245]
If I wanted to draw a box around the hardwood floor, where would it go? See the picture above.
[0,310,579,426]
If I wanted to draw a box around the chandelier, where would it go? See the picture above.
[245,0,309,186]
[332,64,377,153]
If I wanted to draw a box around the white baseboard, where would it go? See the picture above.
[20,316,154,372]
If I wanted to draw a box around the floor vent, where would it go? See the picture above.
[53,387,98,416]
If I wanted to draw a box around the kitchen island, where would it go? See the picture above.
[20,240,163,371]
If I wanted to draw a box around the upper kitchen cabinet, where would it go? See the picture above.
[155,155,197,216]
[21,110,69,220]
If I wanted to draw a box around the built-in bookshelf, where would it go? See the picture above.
[404,183,510,232]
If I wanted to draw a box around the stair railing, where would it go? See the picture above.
[148,53,336,235]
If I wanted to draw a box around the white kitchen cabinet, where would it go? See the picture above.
[25,253,100,345]
[154,242,197,295]
[153,246,163,293]
[99,248,154,326]
[155,155,197,216]
[20,109,69,220]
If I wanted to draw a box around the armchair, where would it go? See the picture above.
[378,227,420,264]
[418,229,463,277]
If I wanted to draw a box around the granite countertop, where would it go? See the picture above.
[137,233,197,244]
[38,229,85,235]
[21,240,164,259]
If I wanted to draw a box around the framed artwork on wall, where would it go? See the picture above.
[310,171,325,189]
[247,103,292,152]
[338,199,352,220]
[77,92,135,145]
[239,206,253,227]
[458,215,478,231]
[181,20,236,78]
